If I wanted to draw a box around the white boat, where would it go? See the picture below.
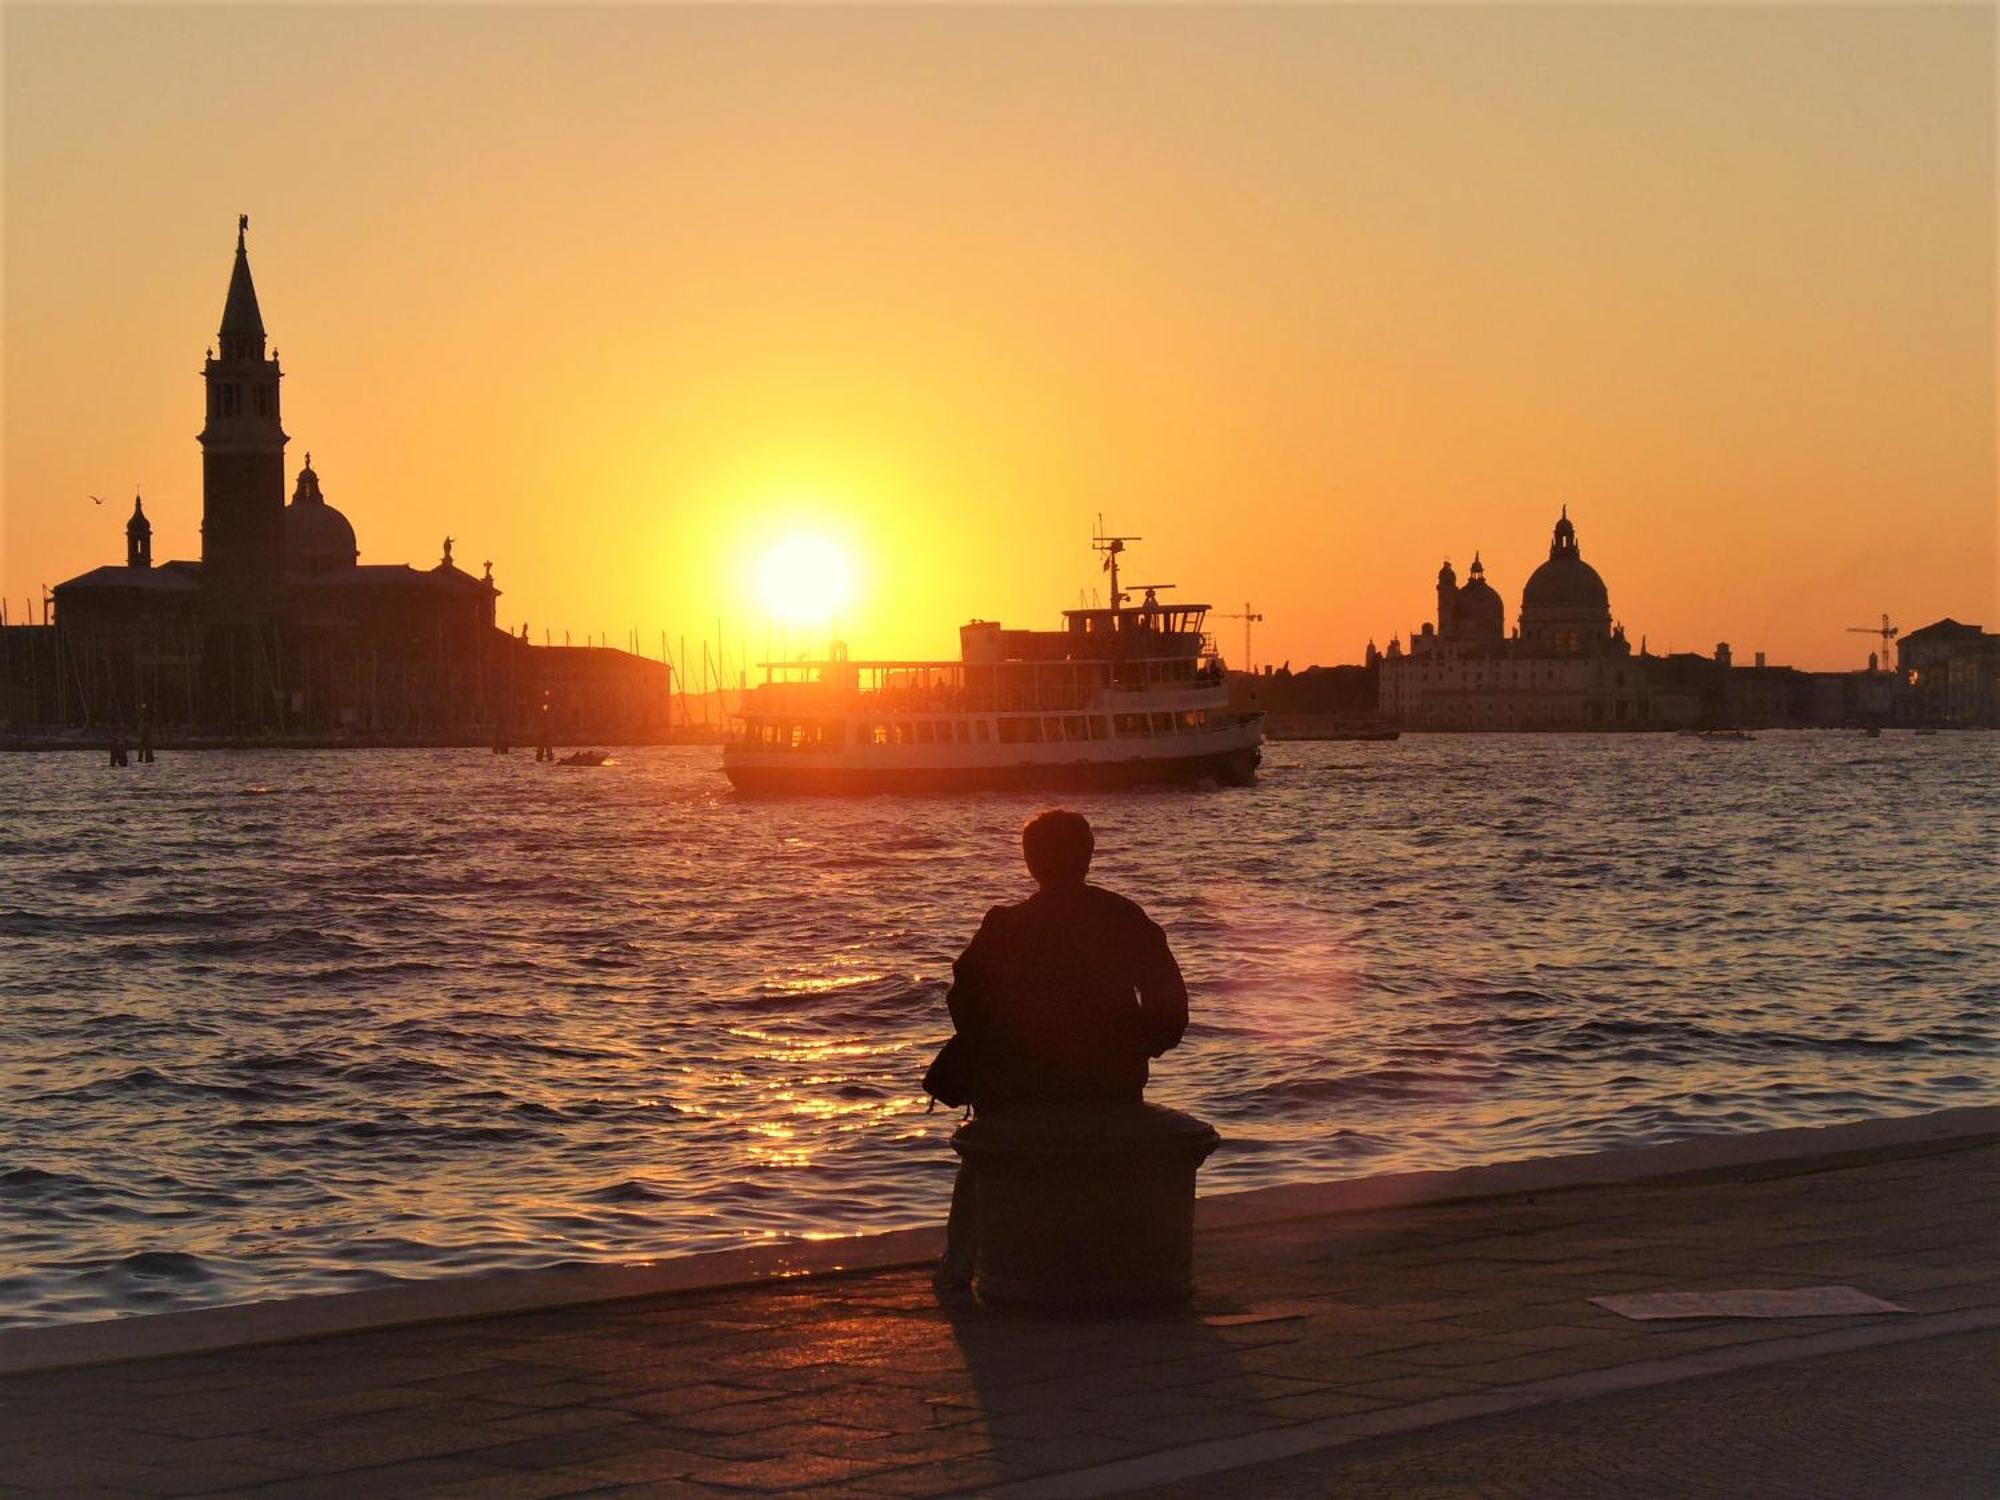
[722,533,1264,795]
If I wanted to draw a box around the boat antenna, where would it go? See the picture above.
[1092,519,1142,612]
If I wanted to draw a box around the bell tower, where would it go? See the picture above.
[126,494,152,569]
[199,215,287,617]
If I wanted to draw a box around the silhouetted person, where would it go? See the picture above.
[937,809,1188,1290]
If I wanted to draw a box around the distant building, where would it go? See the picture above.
[1375,510,1922,732]
[1378,511,1685,730]
[1226,662,1379,736]
[12,222,672,742]
[1900,619,1999,726]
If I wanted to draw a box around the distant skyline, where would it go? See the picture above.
[4,4,1993,671]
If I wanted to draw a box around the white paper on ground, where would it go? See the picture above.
[1592,1286,1909,1320]
[1201,1302,1318,1327]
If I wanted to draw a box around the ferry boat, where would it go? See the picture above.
[723,534,1264,795]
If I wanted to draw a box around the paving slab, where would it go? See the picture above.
[1122,1325,2000,1500]
[3,1111,1999,1497]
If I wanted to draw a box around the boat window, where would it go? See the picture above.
[998,716,1042,743]
[1115,713,1147,736]
[1089,716,1109,740]
[1151,712,1176,734]
[1178,710,1200,731]
[915,721,936,744]
[1063,716,1089,742]
[870,723,890,746]
[954,721,971,743]
[974,720,991,742]
[892,722,915,746]
[1043,716,1065,741]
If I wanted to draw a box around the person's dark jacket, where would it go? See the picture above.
[946,881,1188,1108]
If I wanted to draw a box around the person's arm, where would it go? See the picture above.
[1134,914,1188,1057]
[947,906,1005,1035]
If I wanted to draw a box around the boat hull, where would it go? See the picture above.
[724,742,1261,796]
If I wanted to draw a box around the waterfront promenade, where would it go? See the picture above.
[4,1108,1998,1498]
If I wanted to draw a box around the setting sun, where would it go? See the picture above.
[756,532,855,626]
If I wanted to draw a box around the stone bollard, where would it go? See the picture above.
[951,1103,1220,1311]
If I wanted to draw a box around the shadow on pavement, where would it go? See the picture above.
[941,1297,1272,1486]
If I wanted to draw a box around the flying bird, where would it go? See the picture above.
[90,495,105,506]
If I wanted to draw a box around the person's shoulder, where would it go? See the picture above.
[1081,884,1157,925]
[977,899,1028,931]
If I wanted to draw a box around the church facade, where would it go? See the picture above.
[27,222,672,742]
[1376,511,1703,731]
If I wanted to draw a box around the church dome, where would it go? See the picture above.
[1451,554,1505,642]
[1521,511,1608,615]
[284,455,358,576]
[1519,509,1612,652]
[1522,554,1608,613]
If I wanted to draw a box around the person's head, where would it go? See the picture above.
[1022,809,1093,888]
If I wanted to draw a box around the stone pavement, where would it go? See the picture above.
[4,1127,2000,1498]
[1133,1325,2000,1499]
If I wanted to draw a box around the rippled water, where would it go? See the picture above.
[2,735,1995,1327]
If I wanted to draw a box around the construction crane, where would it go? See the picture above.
[1213,602,1263,673]
[1846,613,1899,671]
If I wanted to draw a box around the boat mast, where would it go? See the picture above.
[1093,521,1142,612]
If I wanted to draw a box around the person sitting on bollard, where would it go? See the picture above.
[935,808,1188,1294]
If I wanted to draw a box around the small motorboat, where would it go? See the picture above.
[1324,726,1401,742]
[557,750,611,767]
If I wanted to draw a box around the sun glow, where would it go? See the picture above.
[756,532,855,626]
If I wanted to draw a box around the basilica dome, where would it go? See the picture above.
[1450,554,1505,644]
[1522,512,1608,614]
[1519,509,1612,650]
[1523,563,1607,612]
[284,456,358,576]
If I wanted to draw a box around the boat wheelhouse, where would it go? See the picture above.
[722,535,1263,794]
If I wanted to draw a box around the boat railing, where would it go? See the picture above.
[739,679,1235,719]
[741,659,1228,719]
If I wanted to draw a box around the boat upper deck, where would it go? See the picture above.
[744,646,1224,718]
[742,535,1226,719]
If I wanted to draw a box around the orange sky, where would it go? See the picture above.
[4,5,1993,672]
